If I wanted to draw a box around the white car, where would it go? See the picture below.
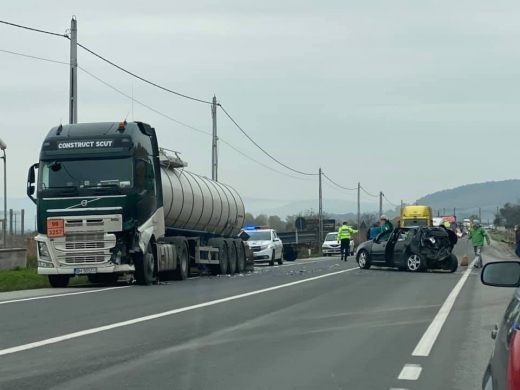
[242,228,284,266]
[322,232,341,256]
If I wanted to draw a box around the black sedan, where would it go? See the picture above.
[481,261,520,390]
[355,226,458,272]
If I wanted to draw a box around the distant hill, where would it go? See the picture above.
[415,180,520,221]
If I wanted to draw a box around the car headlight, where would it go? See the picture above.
[38,241,50,259]
[260,244,269,250]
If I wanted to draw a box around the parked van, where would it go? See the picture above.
[400,205,433,227]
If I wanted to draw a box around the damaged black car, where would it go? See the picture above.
[355,226,458,273]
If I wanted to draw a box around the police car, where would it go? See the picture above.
[239,226,284,266]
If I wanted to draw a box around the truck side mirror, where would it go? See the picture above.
[27,163,39,204]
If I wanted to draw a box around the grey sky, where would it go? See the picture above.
[1,0,519,212]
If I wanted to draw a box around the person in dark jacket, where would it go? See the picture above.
[367,222,381,240]
[439,223,458,250]
[515,225,520,258]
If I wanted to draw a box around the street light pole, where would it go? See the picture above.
[0,138,6,248]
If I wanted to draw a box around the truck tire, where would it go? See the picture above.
[173,241,189,281]
[284,249,298,262]
[134,241,157,285]
[208,238,228,275]
[225,239,237,275]
[234,239,246,273]
[48,275,70,288]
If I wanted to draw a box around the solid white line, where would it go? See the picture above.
[411,259,476,357]
[0,268,356,357]
[0,286,132,306]
[397,364,422,380]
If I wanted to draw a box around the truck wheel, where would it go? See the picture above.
[226,239,237,275]
[48,275,70,288]
[134,241,156,285]
[173,241,189,281]
[234,240,246,273]
[208,238,228,275]
[284,249,298,262]
[406,254,426,273]
[277,250,284,265]
[269,251,275,266]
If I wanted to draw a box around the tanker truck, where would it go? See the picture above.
[26,121,248,287]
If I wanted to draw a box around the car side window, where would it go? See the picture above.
[379,230,393,242]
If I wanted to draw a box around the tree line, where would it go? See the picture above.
[495,201,520,228]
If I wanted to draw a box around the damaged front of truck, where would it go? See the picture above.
[27,121,164,287]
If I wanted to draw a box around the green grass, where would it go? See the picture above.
[0,267,89,293]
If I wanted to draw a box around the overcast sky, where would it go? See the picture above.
[1,0,519,210]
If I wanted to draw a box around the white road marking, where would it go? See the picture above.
[255,257,341,269]
[0,268,357,357]
[412,259,476,356]
[0,286,132,306]
[397,364,422,380]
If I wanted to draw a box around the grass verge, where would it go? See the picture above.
[0,267,88,293]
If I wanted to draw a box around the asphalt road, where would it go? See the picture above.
[0,239,516,390]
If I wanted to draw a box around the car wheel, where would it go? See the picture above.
[277,250,284,265]
[269,251,275,266]
[357,250,371,269]
[450,253,458,273]
[406,254,426,272]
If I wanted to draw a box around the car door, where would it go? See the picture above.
[488,289,520,390]
[371,229,393,262]
[390,229,411,266]
[273,231,283,258]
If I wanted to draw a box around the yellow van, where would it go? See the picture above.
[400,205,433,227]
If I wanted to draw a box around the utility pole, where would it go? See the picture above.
[479,207,482,221]
[69,16,78,124]
[0,138,6,248]
[357,182,361,228]
[318,168,323,241]
[211,95,218,181]
[454,207,456,217]
[379,191,383,218]
[21,209,25,241]
[400,200,403,213]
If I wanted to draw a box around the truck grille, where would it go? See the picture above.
[64,242,106,250]
[66,233,104,242]
[64,254,106,264]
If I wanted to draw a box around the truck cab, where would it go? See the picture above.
[27,121,165,287]
[400,205,433,228]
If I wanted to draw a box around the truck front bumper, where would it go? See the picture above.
[38,264,135,275]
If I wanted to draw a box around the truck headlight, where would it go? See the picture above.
[38,241,50,259]
[38,261,54,268]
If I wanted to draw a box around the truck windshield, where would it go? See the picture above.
[39,158,133,189]
[246,231,272,241]
[403,219,428,227]
[325,233,337,241]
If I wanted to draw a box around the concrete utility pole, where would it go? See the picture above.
[479,207,482,221]
[21,209,25,241]
[69,16,78,124]
[211,95,218,181]
[0,138,6,248]
[357,182,361,229]
[379,191,383,218]
[400,200,403,213]
[318,168,323,241]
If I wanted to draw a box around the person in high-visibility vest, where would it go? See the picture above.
[337,222,358,261]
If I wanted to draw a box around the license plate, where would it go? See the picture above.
[74,268,97,275]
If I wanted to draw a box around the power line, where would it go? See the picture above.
[361,186,379,198]
[219,104,319,177]
[76,43,212,105]
[383,194,399,208]
[0,19,68,38]
[79,66,316,182]
[0,48,68,65]
[321,172,357,191]
[78,66,211,136]
[322,180,358,198]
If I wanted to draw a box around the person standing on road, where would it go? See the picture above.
[515,225,520,258]
[439,222,458,251]
[380,215,393,233]
[368,222,381,240]
[337,221,358,261]
[468,220,491,268]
